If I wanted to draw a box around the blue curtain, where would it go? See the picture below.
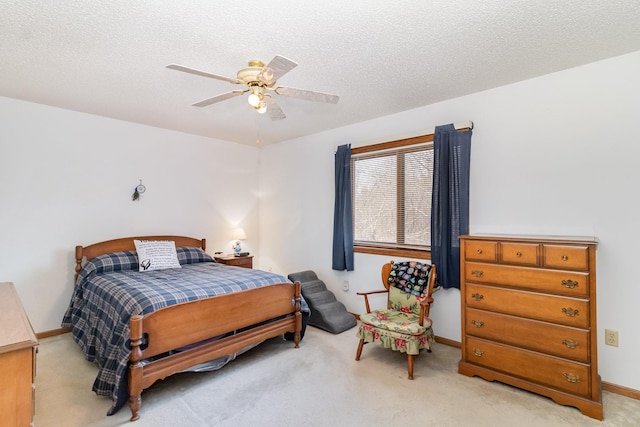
[332,144,354,271]
[431,124,472,289]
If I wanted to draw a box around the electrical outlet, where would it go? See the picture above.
[605,329,619,347]
[342,280,349,292]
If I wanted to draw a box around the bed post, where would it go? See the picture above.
[294,281,301,348]
[129,315,144,422]
[74,246,84,283]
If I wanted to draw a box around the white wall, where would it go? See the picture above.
[0,97,261,333]
[259,50,640,391]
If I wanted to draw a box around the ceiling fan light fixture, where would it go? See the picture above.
[247,93,261,107]
[256,101,267,114]
[247,84,266,108]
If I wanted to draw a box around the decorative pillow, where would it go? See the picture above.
[388,261,432,297]
[134,240,182,271]
[77,250,139,283]
[176,246,214,265]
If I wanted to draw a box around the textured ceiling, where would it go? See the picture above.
[2,1,640,146]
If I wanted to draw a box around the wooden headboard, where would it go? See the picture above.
[74,235,206,281]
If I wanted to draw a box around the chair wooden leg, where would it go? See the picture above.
[407,354,414,380]
[355,338,365,361]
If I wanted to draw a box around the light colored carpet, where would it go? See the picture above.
[35,327,639,426]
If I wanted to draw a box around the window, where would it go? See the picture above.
[351,135,434,258]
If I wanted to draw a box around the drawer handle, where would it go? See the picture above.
[471,320,484,328]
[472,348,484,357]
[476,249,483,254]
[516,251,522,257]
[562,307,579,317]
[562,255,569,261]
[471,293,484,301]
[561,279,579,289]
[562,339,579,349]
[471,270,484,277]
[563,372,580,383]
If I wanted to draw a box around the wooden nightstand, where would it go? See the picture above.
[214,255,253,269]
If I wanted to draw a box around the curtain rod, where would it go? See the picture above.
[335,120,473,153]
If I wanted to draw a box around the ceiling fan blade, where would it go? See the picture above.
[264,95,286,121]
[258,55,298,86]
[192,90,245,107]
[167,64,242,85]
[275,86,340,104]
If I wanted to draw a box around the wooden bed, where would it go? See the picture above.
[73,235,302,422]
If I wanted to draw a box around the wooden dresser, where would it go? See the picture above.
[0,282,38,427]
[458,235,602,420]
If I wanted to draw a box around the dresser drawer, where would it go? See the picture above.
[465,240,498,262]
[465,336,591,397]
[214,255,253,269]
[465,308,589,363]
[465,262,589,297]
[500,242,539,266]
[543,244,589,270]
[465,284,589,328]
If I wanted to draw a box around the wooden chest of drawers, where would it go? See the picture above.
[0,282,38,427]
[458,235,602,420]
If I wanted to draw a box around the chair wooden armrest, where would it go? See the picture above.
[357,289,389,314]
[356,290,389,296]
[418,296,434,325]
[420,296,434,306]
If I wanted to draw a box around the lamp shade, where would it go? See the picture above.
[232,228,247,240]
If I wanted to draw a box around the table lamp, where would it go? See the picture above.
[231,228,247,256]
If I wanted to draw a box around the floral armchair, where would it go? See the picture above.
[355,261,436,379]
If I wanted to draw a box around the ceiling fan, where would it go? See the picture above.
[166,55,339,121]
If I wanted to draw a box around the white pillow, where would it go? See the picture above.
[134,240,182,272]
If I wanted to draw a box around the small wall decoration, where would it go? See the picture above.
[132,180,146,201]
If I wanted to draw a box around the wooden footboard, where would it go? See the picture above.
[128,281,302,421]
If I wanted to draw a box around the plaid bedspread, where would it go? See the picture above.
[62,250,304,415]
